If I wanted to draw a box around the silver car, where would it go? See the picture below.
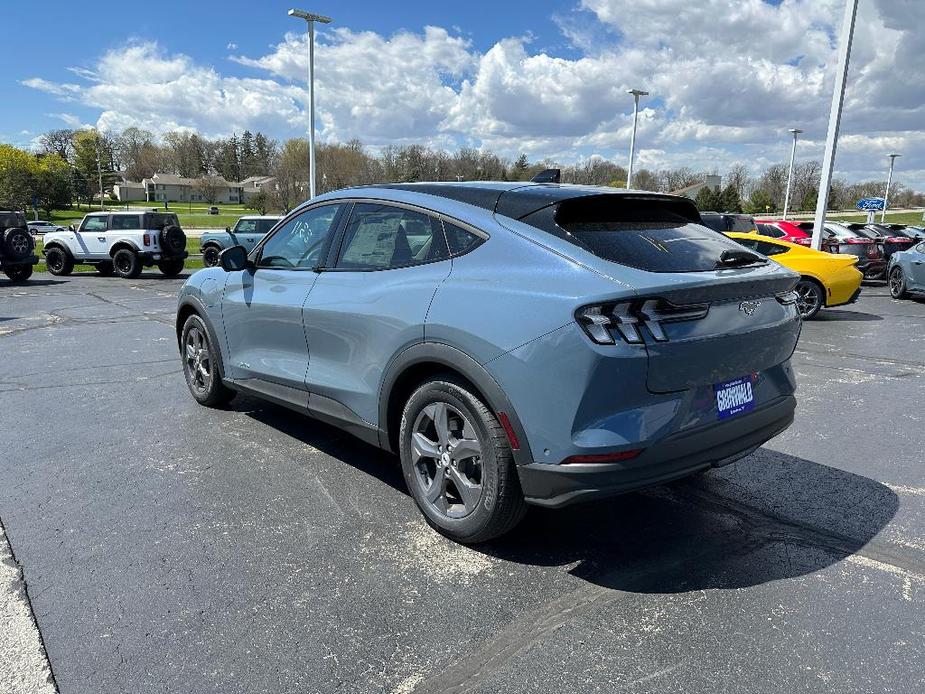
[888,240,925,299]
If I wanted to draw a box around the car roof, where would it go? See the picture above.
[238,215,281,220]
[325,181,696,221]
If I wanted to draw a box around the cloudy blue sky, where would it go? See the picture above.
[2,0,922,190]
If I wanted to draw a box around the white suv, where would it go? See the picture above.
[42,211,188,279]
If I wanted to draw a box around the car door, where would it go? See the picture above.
[221,203,345,393]
[108,214,143,256]
[76,215,111,258]
[231,219,262,252]
[302,202,453,426]
[910,243,925,289]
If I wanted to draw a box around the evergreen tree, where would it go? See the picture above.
[694,185,720,211]
[719,184,743,213]
[746,188,775,215]
[513,153,529,180]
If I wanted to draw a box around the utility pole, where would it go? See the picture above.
[782,128,802,220]
[626,89,648,189]
[810,0,858,250]
[96,133,104,210]
[288,8,333,200]
[881,153,901,223]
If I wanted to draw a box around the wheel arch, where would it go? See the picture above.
[798,274,827,306]
[176,297,227,380]
[109,240,141,257]
[378,342,533,466]
[42,240,73,258]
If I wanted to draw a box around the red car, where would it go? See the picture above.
[755,219,815,246]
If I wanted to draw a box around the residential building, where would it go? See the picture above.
[112,181,146,201]
[671,174,722,200]
[139,174,245,204]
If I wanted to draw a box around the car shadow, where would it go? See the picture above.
[3,279,68,287]
[232,395,408,495]
[226,397,899,594]
[481,448,899,593]
[816,309,883,321]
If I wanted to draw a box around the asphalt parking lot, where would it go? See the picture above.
[1,273,923,693]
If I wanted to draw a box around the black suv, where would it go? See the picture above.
[699,211,757,233]
[0,210,39,282]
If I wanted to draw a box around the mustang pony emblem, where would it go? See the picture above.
[739,300,761,316]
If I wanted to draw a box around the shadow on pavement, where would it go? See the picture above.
[483,448,898,593]
[228,398,899,594]
[816,309,883,322]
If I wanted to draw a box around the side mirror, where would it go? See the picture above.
[68,224,75,231]
[225,226,230,233]
[219,245,250,272]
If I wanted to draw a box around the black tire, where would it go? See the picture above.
[399,376,526,543]
[794,278,824,320]
[96,261,114,276]
[2,228,32,261]
[157,258,185,277]
[159,225,187,256]
[181,314,235,407]
[889,266,908,299]
[201,245,221,267]
[112,248,142,279]
[44,246,74,276]
[3,264,33,282]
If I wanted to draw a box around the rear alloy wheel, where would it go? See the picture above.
[44,246,73,276]
[96,261,114,277]
[202,245,221,267]
[4,264,33,282]
[794,279,824,320]
[157,257,185,277]
[889,266,908,299]
[399,377,526,543]
[181,314,235,407]
[112,248,142,279]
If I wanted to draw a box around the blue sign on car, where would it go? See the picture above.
[856,197,886,211]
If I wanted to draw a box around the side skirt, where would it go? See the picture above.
[225,377,383,449]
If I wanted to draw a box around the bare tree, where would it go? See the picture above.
[39,129,75,163]
[725,163,751,199]
[195,175,223,204]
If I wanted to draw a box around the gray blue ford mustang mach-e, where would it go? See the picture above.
[177,181,802,542]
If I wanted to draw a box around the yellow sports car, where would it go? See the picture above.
[725,232,863,319]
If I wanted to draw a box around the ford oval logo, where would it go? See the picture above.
[739,300,761,316]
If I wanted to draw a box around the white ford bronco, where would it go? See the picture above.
[42,210,188,279]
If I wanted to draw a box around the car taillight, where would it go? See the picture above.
[797,238,812,246]
[143,234,150,246]
[576,298,709,345]
[845,237,872,244]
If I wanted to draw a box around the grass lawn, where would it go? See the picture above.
[790,209,925,225]
[42,203,247,229]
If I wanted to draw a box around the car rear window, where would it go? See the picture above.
[0,212,26,229]
[757,223,785,238]
[144,213,180,229]
[256,219,278,234]
[524,195,759,273]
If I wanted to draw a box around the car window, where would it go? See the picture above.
[257,204,342,269]
[757,223,785,238]
[728,215,756,233]
[735,237,789,257]
[256,219,279,234]
[81,216,108,232]
[336,203,449,270]
[531,196,760,273]
[110,214,141,231]
[444,222,482,255]
[917,243,925,253]
[235,219,258,234]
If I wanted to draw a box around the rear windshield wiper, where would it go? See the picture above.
[715,249,766,268]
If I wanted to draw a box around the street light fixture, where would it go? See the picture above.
[782,128,803,221]
[288,8,333,200]
[881,153,901,223]
[626,88,648,189]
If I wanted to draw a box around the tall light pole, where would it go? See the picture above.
[782,128,803,220]
[810,0,858,250]
[288,8,332,200]
[626,88,648,189]
[881,153,901,223]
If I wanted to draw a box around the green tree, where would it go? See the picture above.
[245,189,269,215]
[746,188,775,215]
[512,153,529,180]
[719,184,743,213]
[34,155,72,214]
[694,185,720,211]
[72,130,117,204]
[799,187,818,213]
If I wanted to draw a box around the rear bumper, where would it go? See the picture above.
[1,254,39,268]
[139,250,189,263]
[856,259,886,279]
[518,394,795,508]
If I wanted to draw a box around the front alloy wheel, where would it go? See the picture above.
[181,314,235,407]
[889,266,908,299]
[794,279,824,320]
